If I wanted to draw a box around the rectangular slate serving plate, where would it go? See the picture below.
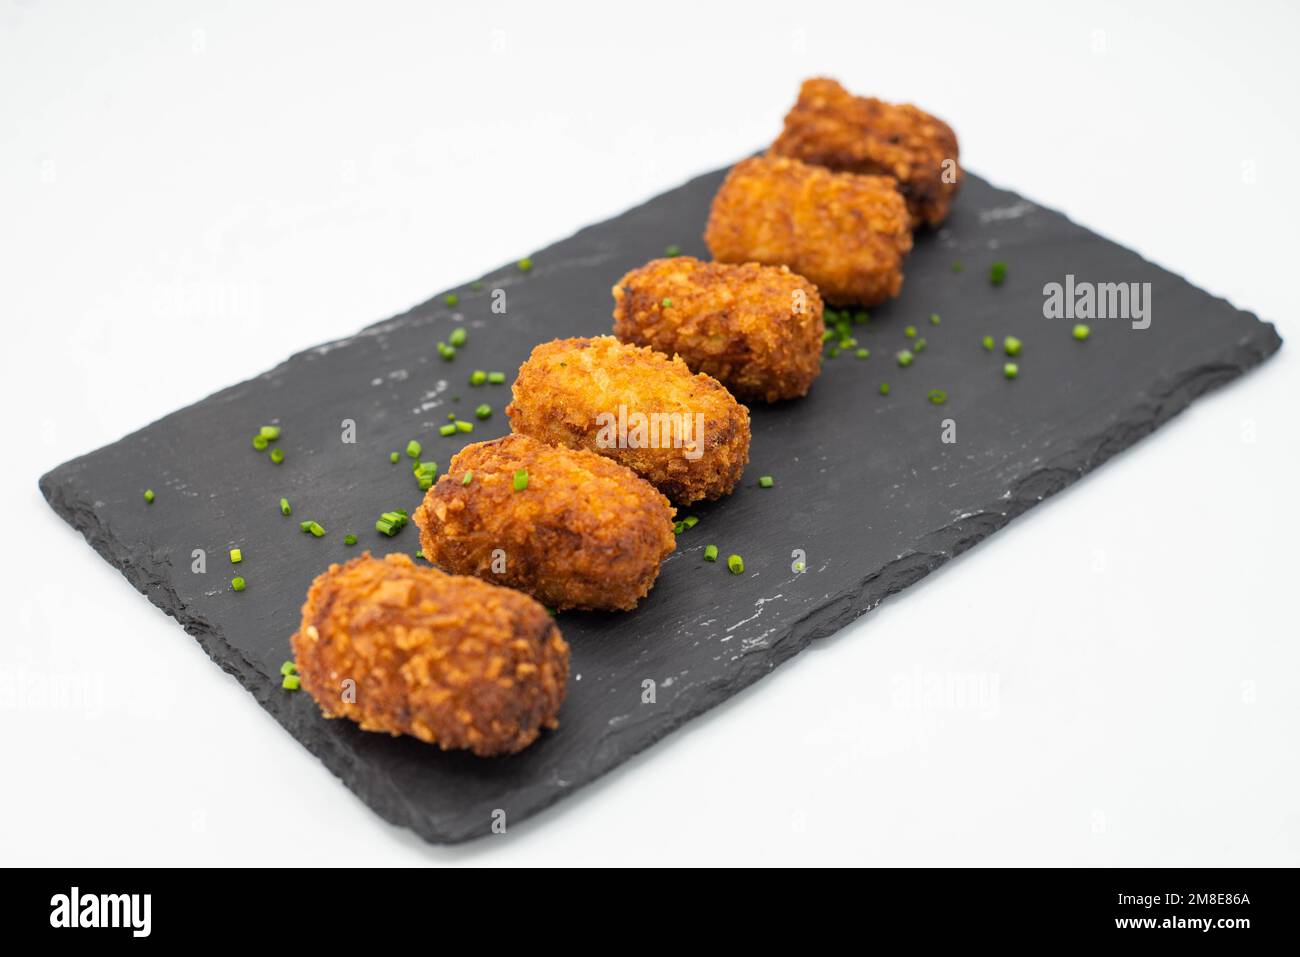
[40,164,1281,844]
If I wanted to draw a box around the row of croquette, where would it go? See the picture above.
[288,78,962,757]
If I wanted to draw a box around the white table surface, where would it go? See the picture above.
[2,0,1296,866]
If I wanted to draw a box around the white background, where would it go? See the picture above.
[2,0,1297,866]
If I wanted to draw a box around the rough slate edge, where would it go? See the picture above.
[39,165,1283,846]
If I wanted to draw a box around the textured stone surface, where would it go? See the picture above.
[39,167,1282,843]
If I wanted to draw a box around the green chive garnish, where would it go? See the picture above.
[282,674,300,691]
[280,660,297,676]
[437,342,456,360]
[662,298,673,308]
[143,489,155,504]
[259,425,281,441]
[727,554,745,575]
[990,261,1007,285]
[299,520,312,532]
[880,382,891,395]
[390,451,399,464]
[1073,324,1091,341]
[855,348,870,359]
[470,370,487,386]
[853,310,869,324]
[344,534,357,545]
[822,329,835,343]
[269,447,284,464]
[952,261,964,273]
[904,325,917,339]
[487,371,506,384]
[449,327,467,347]
[840,337,857,349]
[462,470,474,485]
[513,469,528,491]
[308,522,325,537]
[703,544,718,562]
[230,548,242,564]
[375,509,409,536]
[896,350,914,368]
[444,293,459,307]
[758,475,774,488]
[475,403,491,419]
[1004,336,1022,356]
[914,338,926,353]
[252,434,269,451]
[279,497,291,516]
[406,440,421,458]
[231,577,246,592]
[439,423,456,437]
[664,244,681,257]
[1004,362,1019,380]
[455,420,472,433]
[929,313,941,326]
[927,389,948,405]
[981,335,995,351]
[683,516,698,529]
[517,257,533,272]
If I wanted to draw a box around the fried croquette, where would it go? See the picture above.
[770,77,962,228]
[414,433,676,611]
[505,336,751,504]
[704,155,912,307]
[291,552,569,757]
[611,257,824,403]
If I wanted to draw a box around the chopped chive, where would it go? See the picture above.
[487,371,506,384]
[437,342,456,360]
[308,522,325,537]
[929,313,941,326]
[439,423,457,437]
[981,335,995,351]
[299,520,313,532]
[952,261,964,273]
[662,297,673,308]
[417,474,434,491]
[406,440,421,458]
[389,451,399,464]
[282,674,300,691]
[703,544,719,562]
[279,497,291,516]
[415,550,425,560]
[229,548,243,564]
[896,349,914,368]
[683,515,698,529]
[475,403,491,419]
[344,534,357,546]
[517,257,533,272]
[470,369,487,386]
[822,329,835,343]
[664,244,681,257]
[827,345,840,358]
[853,310,869,324]
[280,660,297,676]
[673,520,687,534]
[259,425,281,441]
[444,293,459,307]
[252,434,269,451]
[839,336,857,349]
[727,554,745,575]
[1004,336,1022,356]
[855,348,870,359]
[462,470,474,485]
[447,412,456,421]
[143,489,155,504]
[927,389,948,405]
[269,447,285,464]
[914,338,927,353]
[449,327,467,347]
[880,382,891,395]
[758,475,774,488]
[794,560,806,572]
[231,576,246,592]
[455,420,473,433]
[990,261,1008,285]
[1073,323,1091,341]
[904,325,917,338]
[1003,362,1019,380]
[513,469,529,491]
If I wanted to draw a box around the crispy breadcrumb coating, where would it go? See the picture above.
[704,155,912,307]
[612,257,824,403]
[291,552,568,757]
[770,77,962,227]
[415,434,676,611]
[506,336,750,504]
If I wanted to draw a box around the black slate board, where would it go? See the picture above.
[40,165,1281,844]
